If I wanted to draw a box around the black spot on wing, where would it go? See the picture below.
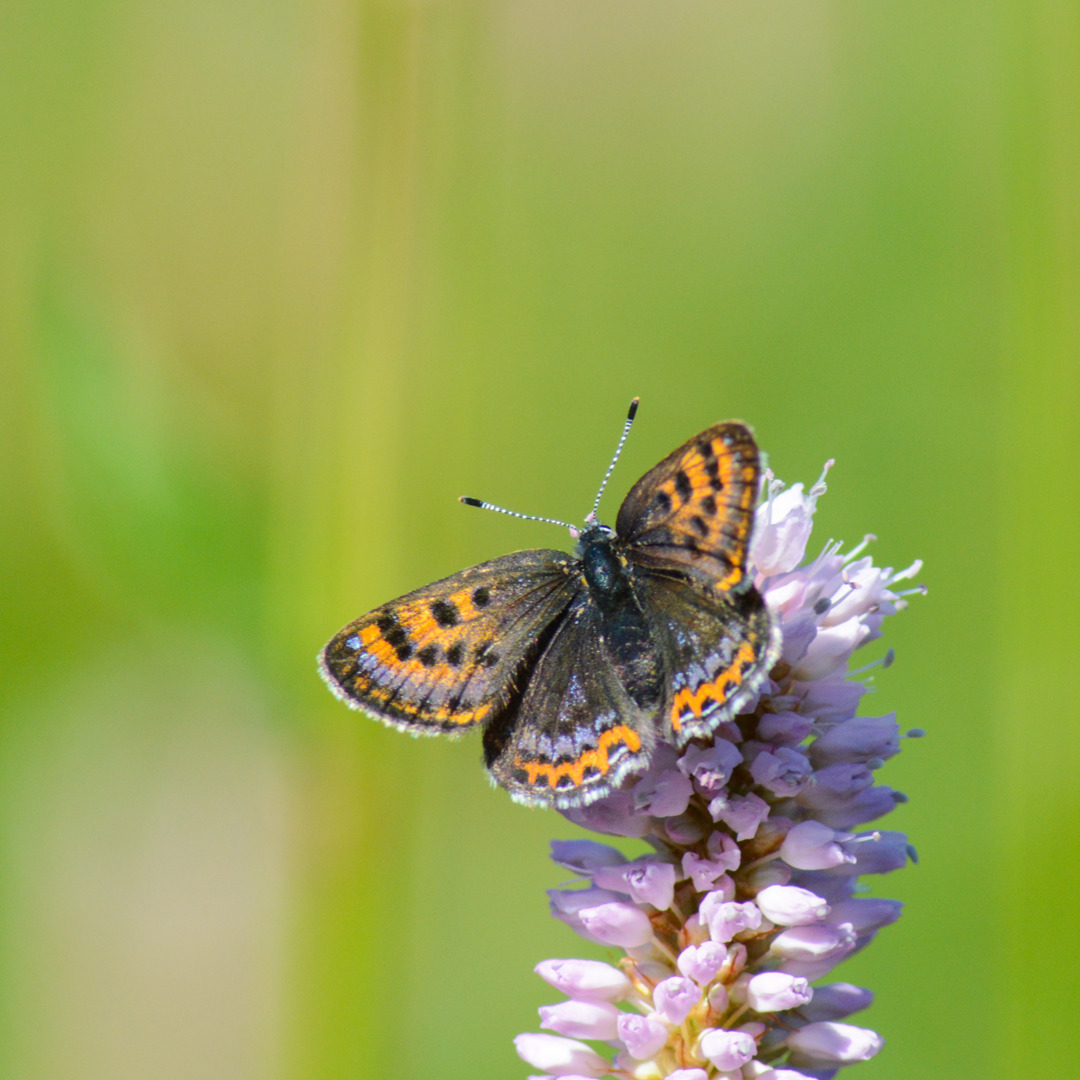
[430,599,460,627]
[416,645,438,667]
[446,642,465,667]
[472,586,491,608]
[675,469,693,501]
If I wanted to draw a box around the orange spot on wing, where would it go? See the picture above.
[516,725,642,789]
[670,640,758,726]
[449,588,482,621]
[398,606,441,640]
[434,701,492,725]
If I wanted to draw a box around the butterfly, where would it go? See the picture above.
[318,400,780,809]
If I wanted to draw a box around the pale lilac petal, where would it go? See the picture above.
[678,741,743,794]
[538,999,621,1040]
[560,791,651,838]
[770,923,856,963]
[779,820,854,870]
[750,747,812,797]
[682,852,732,892]
[548,887,626,942]
[798,982,874,1021]
[756,710,815,745]
[754,885,830,926]
[746,972,813,1012]
[677,940,728,985]
[549,840,627,875]
[594,858,677,910]
[667,1071,709,1080]
[709,791,771,839]
[828,897,902,932]
[814,784,902,829]
[809,714,901,766]
[845,830,910,874]
[653,975,700,1024]
[793,620,869,680]
[797,763,874,811]
[514,1033,609,1076]
[701,898,763,943]
[548,886,623,919]
[699,1027,757,1071]
[578,902,655,947]
[798,677,866,721]
[534,958,631,1001]
[705,830,742,869]
[753,479,823,575]
[633,768,693,816]
[786,1020,884,1062]
[616,1012,669,1060]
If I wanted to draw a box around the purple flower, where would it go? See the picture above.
[744,972,814,1012]
[699,1028,757,1070]
[593,857,677,910]
[514,1033,609,1076]
[653,975,700,1024]
[755,884,830,926]
[539,999,621,1040]
[517,460,918,1078]
[617,1013,669,1060]
[534,958,631,1001]
[577,901,655,947]
[785,1021,885,1063]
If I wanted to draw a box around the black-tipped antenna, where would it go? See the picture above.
[459,496,577,534]
[589,397,640,520]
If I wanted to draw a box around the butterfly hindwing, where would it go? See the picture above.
[319,550,578,735]
[616,422,760,592]
[637,571,780,745]
[484,592,658,808]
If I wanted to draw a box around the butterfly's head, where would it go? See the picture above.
[573,520,617,558]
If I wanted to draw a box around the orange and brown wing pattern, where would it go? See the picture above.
[616,422,761,593]
[318,550,578,735]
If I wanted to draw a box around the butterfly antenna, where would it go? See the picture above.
[588,397,640,521]
[459,496,578,535]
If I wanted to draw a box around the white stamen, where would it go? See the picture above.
[843,534,877,563]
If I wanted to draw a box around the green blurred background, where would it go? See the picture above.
[2,2,1077,1078]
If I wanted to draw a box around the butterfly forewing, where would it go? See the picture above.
[616,422,760,592]
[319,550,578,735]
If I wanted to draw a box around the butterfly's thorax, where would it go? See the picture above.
[576,524,633,608]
